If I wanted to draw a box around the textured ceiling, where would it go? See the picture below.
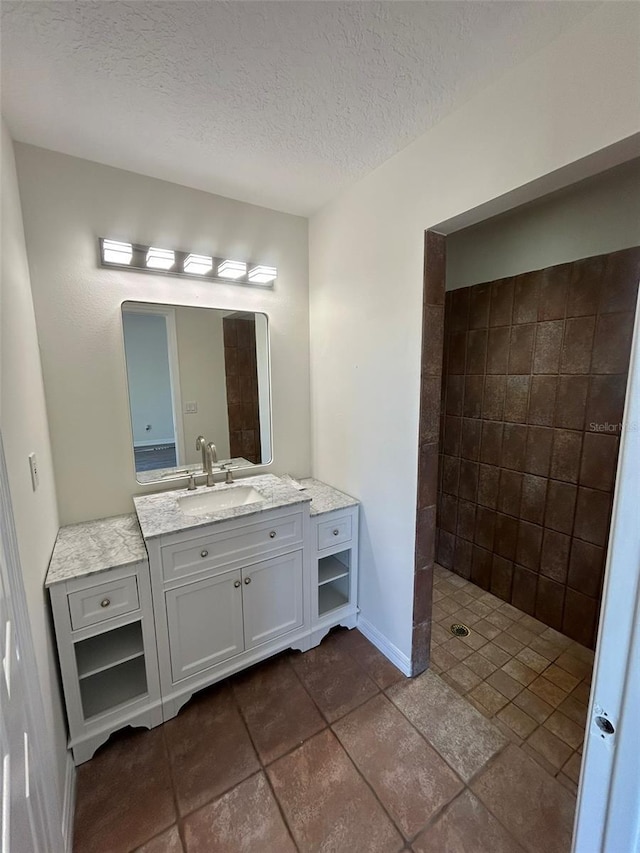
[1,1,598,215]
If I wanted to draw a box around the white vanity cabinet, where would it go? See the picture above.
[164,549,304,682]
[49,477,360,763]
[46,516,162,765]
[144,502,311,719]
[305,490,359,645]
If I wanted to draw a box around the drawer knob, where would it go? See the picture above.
[333,529,340,536]
[100,598,110,608]
[269,531,276,539]
[234,580,241,588]
[244,577,252,585]
[200,550,209,558]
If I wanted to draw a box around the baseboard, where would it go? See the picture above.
[356,615,412,677]
[61,750,76,853]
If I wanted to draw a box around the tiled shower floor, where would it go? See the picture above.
[74,584,587,852]
[430,564,593,793]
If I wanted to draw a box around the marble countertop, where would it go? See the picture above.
[44,477,359,585]
[45,514,147,587]
[299,478,359,516]
[133,474,311,540]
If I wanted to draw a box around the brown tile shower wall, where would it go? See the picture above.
[413,231,446,675]
[223,316,262,464]
[436,247,640,649]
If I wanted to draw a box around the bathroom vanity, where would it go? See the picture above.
[47,475,359,763]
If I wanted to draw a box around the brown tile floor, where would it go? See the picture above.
[74,592,586,853]
[430,564,593,793]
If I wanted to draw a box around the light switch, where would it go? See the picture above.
[184,401,198,414]
[28,453,39,491]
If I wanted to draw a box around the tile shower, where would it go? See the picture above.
[435,246,639,649]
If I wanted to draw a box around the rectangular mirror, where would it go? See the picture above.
[121,301,272,484]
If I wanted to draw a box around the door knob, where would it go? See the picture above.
[269,531,276,539]
[234,580,241,588]
[244,577,251,585]
[333,529,339,536]
[200,550,209,558]
[100,598,110,608]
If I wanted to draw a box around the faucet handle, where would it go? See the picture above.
[187,473,197,491]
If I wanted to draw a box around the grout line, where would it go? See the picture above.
[86,579,588,851]
[328,715,420,846]
[429,570,592,767]
[125,725,183,853]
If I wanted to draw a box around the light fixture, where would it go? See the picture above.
[248,264,277,284]
[183,253,213,275]
[146,247,175,270]
[102,239,133,264]
[99,238,275,287]
[217,260,247,280]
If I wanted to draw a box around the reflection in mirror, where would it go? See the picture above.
[121,302,271,484]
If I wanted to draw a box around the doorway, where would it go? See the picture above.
[122,305,185,472]
[414,160,640,849]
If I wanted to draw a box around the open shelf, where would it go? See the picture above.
[318,577,349,616]
[79,656,148,720]
[318,554,350,586]
[317,550,351,617]
[75,622,144,680]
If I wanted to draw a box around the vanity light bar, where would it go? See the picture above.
[99,239,276,287]
[248,265,277,284]
[217,260,247,279]
[183,253,213,275]
[146,247,175,270]
[102,240,133,264]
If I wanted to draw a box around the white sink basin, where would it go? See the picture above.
[178,486,265,517]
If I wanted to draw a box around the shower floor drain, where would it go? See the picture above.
[450,623,470,637]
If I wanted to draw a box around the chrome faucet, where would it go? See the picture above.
[205,442,218,487]
[195,436,207,475]
[194,436,218,487]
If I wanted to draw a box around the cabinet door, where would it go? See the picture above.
[165,570,244,682]
[242,551,303,650]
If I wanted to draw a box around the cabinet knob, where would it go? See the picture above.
[234,580,241,588]
[269,531,276,539]
[200,550,209,558]
[333,529,340,536]
[100,598,110,608]
[244,577,252,585]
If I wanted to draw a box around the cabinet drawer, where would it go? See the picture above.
[317,515,352,551]
[68,575,140,630]
[161,512,304,583]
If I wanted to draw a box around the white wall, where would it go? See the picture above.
[14,146,310,524]
[175,306,231,464]
[309,4,640,664]
[0,119,68,816]
[447,158,640,290]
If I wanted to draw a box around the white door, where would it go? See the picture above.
[0,433,60,852]
[242,550,304,649]
[165,569,244,682]
[573,294,640,852]
[0,565,39,853]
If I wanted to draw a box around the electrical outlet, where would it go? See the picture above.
[28,453,39,491]
[184,401,198,414]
